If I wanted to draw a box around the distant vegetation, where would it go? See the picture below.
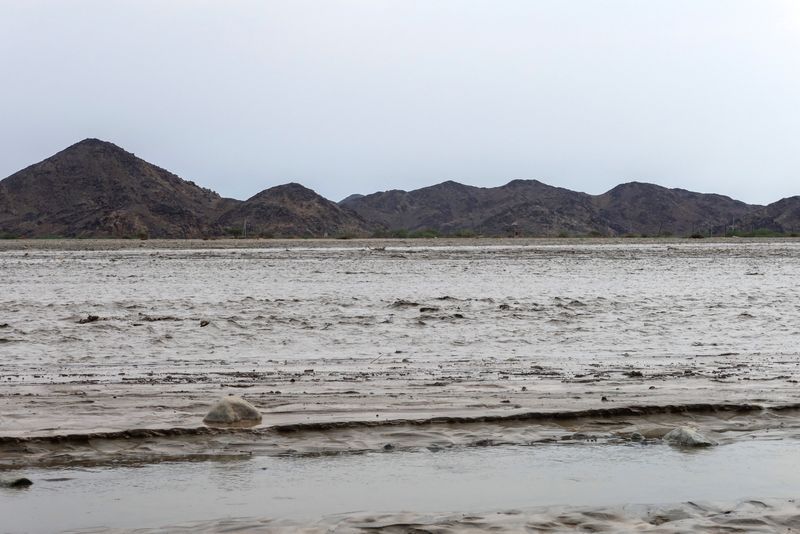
[371,229,441,239]
[725,228,799,238]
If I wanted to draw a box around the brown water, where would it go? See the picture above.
[3,439,800,533]
[2,238,800,531]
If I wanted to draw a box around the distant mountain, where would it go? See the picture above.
[593,182,756,236]
[342,179,761,236]
[0,139,233,238]
[339,193,364,204]
[0,140,367,239]
[217,183,369,238]
[476,180,613,236]
[1,139,797,238]
[732,196,800,234]
[340,179,615,236]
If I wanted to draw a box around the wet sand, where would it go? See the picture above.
[2,238,800,531]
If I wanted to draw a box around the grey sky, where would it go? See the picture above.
[1,0,798,205]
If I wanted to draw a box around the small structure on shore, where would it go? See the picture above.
[203,395,262,426]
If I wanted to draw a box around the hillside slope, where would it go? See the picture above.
[0,139,232,238]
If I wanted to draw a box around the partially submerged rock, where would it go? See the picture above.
[203,395,262,426]
[1,477,33,488]
[663,426,716,447]
[629,432,645,442]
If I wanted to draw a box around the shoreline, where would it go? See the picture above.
[2,235,800,251]
[3,401,800,471]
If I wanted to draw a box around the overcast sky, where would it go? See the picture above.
[1,0,798,204]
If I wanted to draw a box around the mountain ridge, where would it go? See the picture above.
[217,182,370,238]
[1,139,797,238]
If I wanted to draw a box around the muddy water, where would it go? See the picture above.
[1,239,800,531]
[2,439,800,533]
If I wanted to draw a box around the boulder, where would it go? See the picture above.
[1,478,32,488]
[203,395,262,426]
[663,426,716,447]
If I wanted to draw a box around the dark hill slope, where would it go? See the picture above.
[477,180,611,236]
[732,196,800,234]
[0,139,233,238]
[341,179,613,236]
[343,180,770,236]
[1,139,792,238]
[218,183,370,238]
[593,182,757,236]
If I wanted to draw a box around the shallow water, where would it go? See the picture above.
[3,439,800,533]
[2,239,800,438]
[2,239,800,531]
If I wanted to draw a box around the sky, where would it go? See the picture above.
[1,0,799,205]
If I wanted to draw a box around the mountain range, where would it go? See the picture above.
[0,138,797,238]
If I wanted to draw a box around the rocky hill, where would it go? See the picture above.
[217,183,369,238]
[0,140,368,238]
[731,196,800,235]
[0,139,233,238]
[593,182,756,237]
[340,180,611,236]
[341,179,763,237]
[1,139,797,238]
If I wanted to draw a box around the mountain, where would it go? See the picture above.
[475,180,612,236]
[732,196,800,234]
[0,139,233,238]
[339,193,364,204]
[340,179,613,236]
[341,179,763,237]
[593,182,757,236]
[1,139,796,238]
[0,140,366,239]
[217,183,370,238]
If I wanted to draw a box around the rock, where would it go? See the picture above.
[390,299,419,308]
[629,432,645,442]
[1,477,32,488]
[199,320,210,327]
[203,395,262,426]
[663,426,716,447]
[78,315,99,324]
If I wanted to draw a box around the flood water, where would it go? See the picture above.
[3,439,800,533]
[1,238,800,532]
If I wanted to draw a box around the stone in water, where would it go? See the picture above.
[663,426,716,447]
[203,395,262,426]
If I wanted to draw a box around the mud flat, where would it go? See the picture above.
[2,238,800,531]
